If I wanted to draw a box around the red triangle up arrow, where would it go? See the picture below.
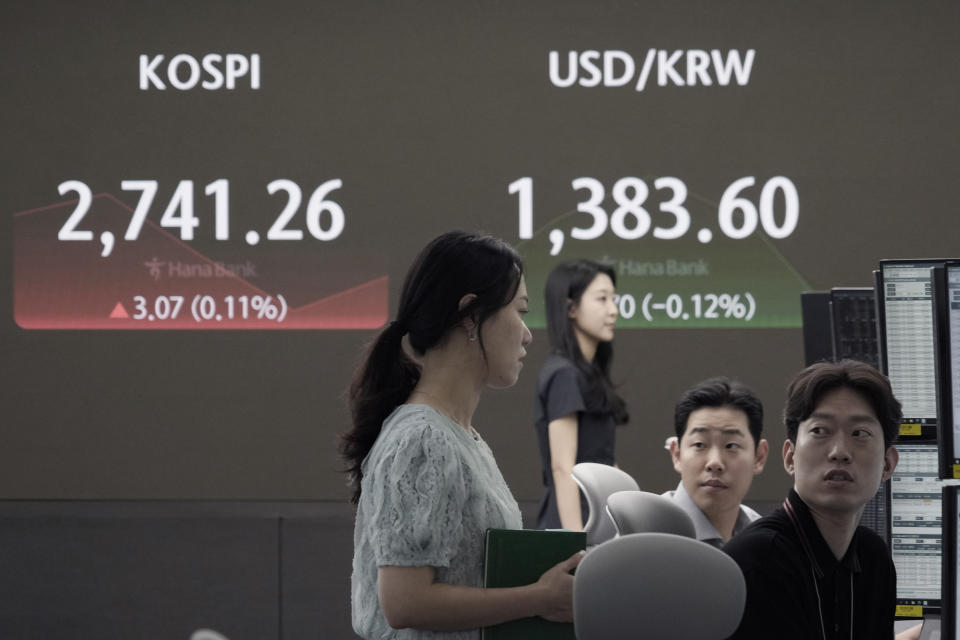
[109,302,129,319]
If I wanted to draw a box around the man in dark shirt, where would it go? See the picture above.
[725,360,918,640]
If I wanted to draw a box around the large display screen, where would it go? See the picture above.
[3,1,960,500]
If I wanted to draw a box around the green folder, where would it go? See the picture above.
[481,528,586,640]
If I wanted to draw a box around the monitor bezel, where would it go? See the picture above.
[940,485,958,639]
[934,262,960,480]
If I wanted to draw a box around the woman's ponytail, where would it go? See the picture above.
[340,321,420,503]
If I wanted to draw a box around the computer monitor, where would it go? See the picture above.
[942,485,960,640]
[879,260,944,441]
[890,442,944,619]
[830,287,879,369]
[934,263,960,479]
[800,287,878,368]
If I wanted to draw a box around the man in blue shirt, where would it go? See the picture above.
[664,377,769,547]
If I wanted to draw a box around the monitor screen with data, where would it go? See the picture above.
[943,265,960,476]
[890,443,944,618]
[881,261,942,441]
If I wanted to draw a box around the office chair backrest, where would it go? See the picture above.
[570,463,639,546]
[574,532,746,640]
[605,490,696,538]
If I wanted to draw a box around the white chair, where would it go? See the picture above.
[605,490,696,538]
[571,463,639,547]
[574,532,746,640]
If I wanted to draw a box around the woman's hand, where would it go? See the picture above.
[534,551,584,623]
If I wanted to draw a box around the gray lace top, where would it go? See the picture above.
[351,404,523,639]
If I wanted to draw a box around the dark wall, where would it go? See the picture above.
[0,501,354,639]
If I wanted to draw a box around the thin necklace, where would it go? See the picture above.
[411,390,479,440]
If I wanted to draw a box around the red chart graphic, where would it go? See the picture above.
[13,194,389,329]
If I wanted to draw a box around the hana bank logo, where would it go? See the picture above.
[144,258,258,281]
[548,49,755,91]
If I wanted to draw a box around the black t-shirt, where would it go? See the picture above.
[534,353,617,529]
[724,489,896,640]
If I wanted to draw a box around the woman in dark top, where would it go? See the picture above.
[534,260,629,530]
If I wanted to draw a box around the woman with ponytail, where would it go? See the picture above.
[342,232,581,639]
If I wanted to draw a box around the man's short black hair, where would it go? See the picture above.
[674,377,764,447]
[783,359,901,448]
